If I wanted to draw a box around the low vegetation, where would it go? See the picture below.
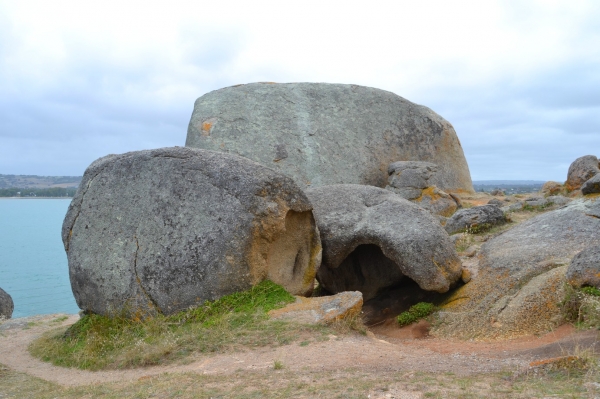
[561,283,600,329]
[396,302,436,326]
[29,281,345,370]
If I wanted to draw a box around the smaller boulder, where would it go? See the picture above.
[546,195,571,206]
[566,245,600,288]
[445,205,507,235]
[582,174,600,195]
[0,288,14,319]
[541,181,565,197]
[524,196,550,208]
[566,155,600,192]
[268,291,363,324]
[386,161,459,217]
[490,189,505,196]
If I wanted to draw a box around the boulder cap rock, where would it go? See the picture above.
[444,204,506,235]
[63,147,322,317]
[566,155,600,191]
[186,82,474,193]
[0,287,14,319]
[436,197,600,339]
[581,174,600,195]
[306,184,462,300]
[268,291,363,324]
[566,245,600,288]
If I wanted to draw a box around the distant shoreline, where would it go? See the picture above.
[0,197,73,200]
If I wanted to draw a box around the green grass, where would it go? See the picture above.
[29,281,336,370]
[397,302,436,326]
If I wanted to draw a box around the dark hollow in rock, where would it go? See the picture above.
[0,287,14,319]
[307,185,461,302]
[62,147,322,318]
[186,82,474,194]
[316,244,405,301]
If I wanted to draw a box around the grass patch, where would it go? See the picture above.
[561,283,600,329]
[397,302,436,326]
[29,281,335,370]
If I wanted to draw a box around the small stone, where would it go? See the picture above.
[268,291,363,324]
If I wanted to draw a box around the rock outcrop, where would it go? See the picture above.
[385,161,459,217]
[541,181,565,197]
[268,291,363,324]
[306,185,462,301]
[63,147,322,317]
[435,197,600,339]
[566,155,600,191]
[0,288,13,319]
[581,174,600,195]
[444,205,507,235]
[566,245,600,288]
[185,83,474,193]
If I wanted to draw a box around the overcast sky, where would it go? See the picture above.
[1,1,599,181]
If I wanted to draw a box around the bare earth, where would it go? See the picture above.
[1,314,598,389]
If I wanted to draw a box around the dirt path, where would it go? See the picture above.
[1,314,598,388]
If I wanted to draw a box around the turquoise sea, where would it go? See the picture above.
[0,199,79,318]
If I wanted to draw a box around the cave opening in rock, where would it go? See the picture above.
[317,244,450,327]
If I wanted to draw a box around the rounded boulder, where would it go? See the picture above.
[0,287,14,319]
[186,83,474,194]
[566,155,600,191]
[306,185,462,300]
[62,147,322,317]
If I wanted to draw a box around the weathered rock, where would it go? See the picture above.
[581,174,600,195]
[490,189,505,196]
[566,155,600,191]
[63,147,322,317]
[386,161,437,199]
[186,83,474,193]
[0,287,13,320]
[546,195,571,206]
[566,245,600,288]
[487,198,503,206]
[541,181,565,197]
[306,185,462,301]
[385,161,459,216]
[444,205,507,235]
[268,291,363,324]
[524,196,550,207]
[435,197,600,339]
[501,202,524,213]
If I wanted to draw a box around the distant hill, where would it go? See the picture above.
[472,180,547,194]
[0,174,82,189]
[472,180,547,185]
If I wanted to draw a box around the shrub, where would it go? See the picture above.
[397,302,436,326]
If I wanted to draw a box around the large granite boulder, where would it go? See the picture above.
[63,147,322,317]
[566,155,599,191]
[444,205,507,235]
[435,197,600,339]
[185,83,474,194]
[385,161,459,217]
[306,185,462,301]
[566,245,600,288]
[581,174,600,195]
[0,287,13,319]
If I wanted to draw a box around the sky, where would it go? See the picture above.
[1,1,599,182]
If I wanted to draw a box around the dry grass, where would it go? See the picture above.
[1,362,598,398]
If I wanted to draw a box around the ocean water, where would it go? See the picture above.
[0,199,79,318]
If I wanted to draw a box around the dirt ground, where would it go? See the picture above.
[1,313,598,389]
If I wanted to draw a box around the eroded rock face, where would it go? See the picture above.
[444,205,507,235]
[185,83,474,193]
[567,245,600,288]
[306,185,462,301]
[0,288,13,319]
[435,197,600,339]
[566,155,600,191]
[63,147,322,317]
